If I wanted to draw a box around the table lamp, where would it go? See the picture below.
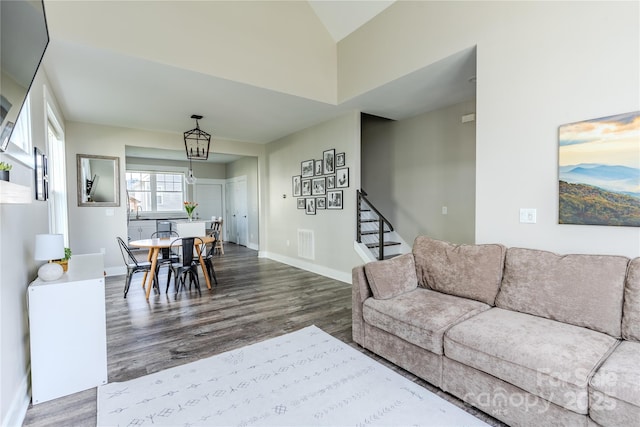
[34,234,65,281]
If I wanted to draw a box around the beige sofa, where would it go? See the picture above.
[352,236,640,426]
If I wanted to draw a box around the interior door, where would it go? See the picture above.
[236,179,248,247]
[225,181,237,244]
[225,177,248,246]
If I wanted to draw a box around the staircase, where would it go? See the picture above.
[356,190,408,261]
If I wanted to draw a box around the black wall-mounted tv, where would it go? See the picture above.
[0,0,49,152]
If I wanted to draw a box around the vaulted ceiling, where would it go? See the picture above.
[42,1,475,152]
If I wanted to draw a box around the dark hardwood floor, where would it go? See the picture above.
[22,243,501,427]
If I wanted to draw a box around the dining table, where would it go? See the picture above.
[129,235,215,299]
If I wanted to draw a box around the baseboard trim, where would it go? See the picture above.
[246,243,259,251]
[260,251,351,284]
[105,266,126,277]
[2,371,30,427]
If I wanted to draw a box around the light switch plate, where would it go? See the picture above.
[519,208,537,223]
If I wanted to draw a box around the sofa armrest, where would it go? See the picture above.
[352,265,372,346]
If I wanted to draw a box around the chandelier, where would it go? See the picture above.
[183,114,211,160]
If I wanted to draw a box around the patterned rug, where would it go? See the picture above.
[98,325,487,426]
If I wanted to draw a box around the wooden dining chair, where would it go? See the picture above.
[166,237,203,295]
[116,236,158,298]
[201,239,218,286]
[212,219,224,255]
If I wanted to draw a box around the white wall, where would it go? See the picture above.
[341,1,640,257]
[263,112,362,282]
[0,69,63,427]
[362,99,477,245]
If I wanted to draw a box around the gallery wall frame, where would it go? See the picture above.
[302,179,311,196]
[558,110,640,227]
[301,160,314,178]
[312,177,325,195]
[291,147,349,214]
[323,149,335,175]
[292,175,301,197]
[327,190,343,209]
[305,197,316,215]
[336,167,349,188]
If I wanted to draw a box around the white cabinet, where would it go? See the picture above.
[128,219,156,241]
[28,269,108,404]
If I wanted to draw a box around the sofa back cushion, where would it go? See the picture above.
[412,236,506,305]
[622,257,640,342]
[495,248,628,337]
[364,253,418,300]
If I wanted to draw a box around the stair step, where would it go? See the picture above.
[383,254,402,260]
[360,219,379,223]
[359,208,371,212]
[360,230,390,235]
[366,241,401,249]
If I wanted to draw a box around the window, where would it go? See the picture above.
[126,171,184,212]
[46,104,69,246]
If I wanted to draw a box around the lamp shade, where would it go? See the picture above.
[34,234,64,261]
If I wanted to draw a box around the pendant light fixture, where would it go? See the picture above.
[183,114,211,160]
[185,158,197,185]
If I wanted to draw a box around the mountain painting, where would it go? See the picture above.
[559,111,640,227]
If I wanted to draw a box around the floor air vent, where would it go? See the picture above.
[297,229,315,260]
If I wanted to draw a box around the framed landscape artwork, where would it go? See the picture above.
[558,111,640,227]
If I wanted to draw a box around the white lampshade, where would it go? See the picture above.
[34,234,65,260]
[35,234,65,282]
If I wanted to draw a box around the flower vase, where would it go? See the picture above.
[187,212,193,222]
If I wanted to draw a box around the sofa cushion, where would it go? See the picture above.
[364,253,418,300]
[623,257,640,342]
[412,236,506,305]
[495,248,628,337]
[363,288,489,355]
[589,341,640,426]
[444,308,618,414]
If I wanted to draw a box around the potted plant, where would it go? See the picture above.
[54,247,72,272]
[0,161,12,182]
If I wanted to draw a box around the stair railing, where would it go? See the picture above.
[357,189,395,260]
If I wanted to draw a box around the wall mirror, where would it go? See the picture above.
[77,154,120,206]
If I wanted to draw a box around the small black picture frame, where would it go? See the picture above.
[323,149,335,175]
[336,167,349,188]
[326,175,335,189]
[312,177,325,195]
[297,198,305,209]
[302,179,311,196]
[305,197,316,215]
[327,190,343,209]
[34,147,47,201]
[292,175,301,197]
[316,197,326,210]
[301,159,314,177]
[314,160,323,176]
[336,152,345,167]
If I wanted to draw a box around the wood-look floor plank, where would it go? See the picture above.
[22,243,501,427]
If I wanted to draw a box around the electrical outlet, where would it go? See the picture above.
[441,206,448,215]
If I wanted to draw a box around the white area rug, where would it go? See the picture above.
[98,325,487,426]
